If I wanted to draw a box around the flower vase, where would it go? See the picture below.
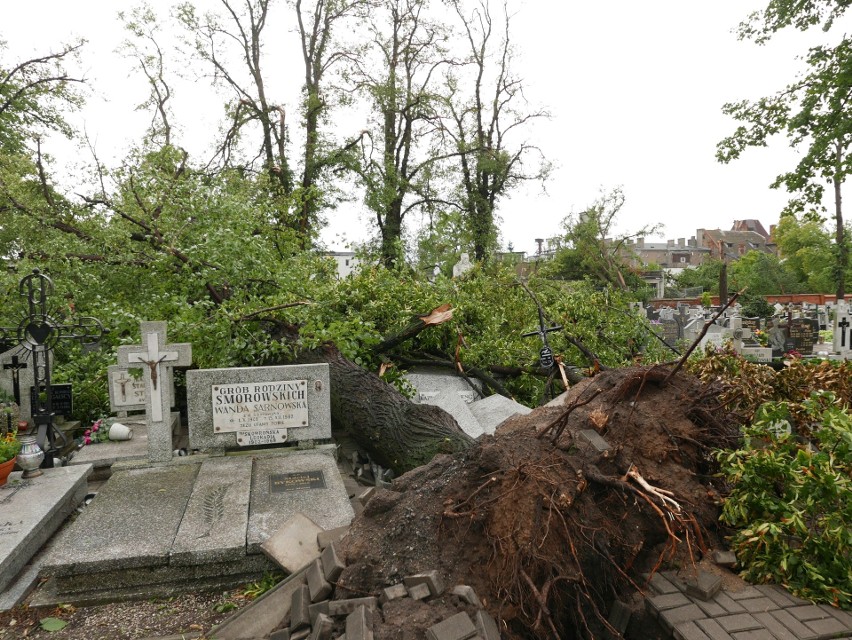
[0,457,14,486]
[16,434,43,479]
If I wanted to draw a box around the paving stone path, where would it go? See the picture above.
[646,571,852,640]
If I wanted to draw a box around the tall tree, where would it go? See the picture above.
[177,1,294,203]
[442,0,548,262]
[546,188,660,292]
[295,0,366,242]
[119,4,175,148]
[351,0,454,267]
[718,2,852,300]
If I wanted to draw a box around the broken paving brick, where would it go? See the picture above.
[321,541,345,582]
[327,597,378,617]
[308,600,330,627]
[309,612,334,640]
[407,582,431,600]
[290,584,312,631]
[379,583,408,604]
[426,612,478,640]
[450,585,481,607]
[307,558,333,602]
[345,604,374,640]
[475,609,501,640]
[317,525,350,550]
[684,571,722,601]
[403,570,446,597]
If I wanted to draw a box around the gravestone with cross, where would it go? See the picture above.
[117,322,192,462]
[0,270,107,463]
[834,302,852,357]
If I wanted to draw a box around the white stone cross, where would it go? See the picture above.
[117,322,192,462]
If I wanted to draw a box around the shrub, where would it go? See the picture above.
[717,393,852,607]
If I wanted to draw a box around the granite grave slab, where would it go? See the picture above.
[187,364,331,453]
[421,389,485,439]
[247,451,354,553]
[468,394,532,435]
[404,368,483,405]
[0,464,91,593]
[170,455,253,566]
[41,463,200,578]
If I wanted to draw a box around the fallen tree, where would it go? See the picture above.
[295,343,474,473]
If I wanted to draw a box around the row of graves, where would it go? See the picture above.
[0,271,533,612]
[644,301,835,362]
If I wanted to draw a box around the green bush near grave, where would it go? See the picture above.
[717,393,852,607]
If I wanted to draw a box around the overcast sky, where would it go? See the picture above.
[2,1,841,255]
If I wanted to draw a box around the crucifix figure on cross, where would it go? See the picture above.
[117,322,192,462]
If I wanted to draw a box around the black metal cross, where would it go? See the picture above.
[522,306,563,369]
[2,356,27,405]
[0,269,108,465]
[840,317,850,348]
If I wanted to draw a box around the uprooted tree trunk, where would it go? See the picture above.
[295,343,474,473]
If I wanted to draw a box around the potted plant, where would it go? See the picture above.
[0,421,22,486]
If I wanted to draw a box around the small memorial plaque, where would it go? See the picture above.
[269,470,327,493]
[109,370,146,407]
[212,380,309,433]
[30,384,72,418]
[236,428,288,446]
[539,346,554,368]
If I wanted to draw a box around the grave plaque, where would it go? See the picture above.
[30,384,72,418]
[741,317,760,333]
[187,364,331,452]
[108,367,146,410]
[269,470,326,493]
[212,380,308,433]
[789,318,819,355]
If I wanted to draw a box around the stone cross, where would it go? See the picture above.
[833,301,852,356]
[728,316,752,353]
[117,322,191,462]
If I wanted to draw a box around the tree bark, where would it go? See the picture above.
[296,343,474,473]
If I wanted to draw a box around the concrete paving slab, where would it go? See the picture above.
[170,456,253,565]
[0,464,90,592]
[247,451,354,553]
[261,513,323,573]
[468,394,531,435]
[41,463,199,577]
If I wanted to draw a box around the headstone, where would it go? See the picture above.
[117,322,192,463]
[404,368,482,405]
[468,395,532,435]
[108,365,176,416]
[656,319,680,345]
[834,303,852,356]
[187,364,330,453]
[0,345,51,427]
[422,389,485,439]
[452,253,473,278]
[0,464,91,593]
[789,317,819,355]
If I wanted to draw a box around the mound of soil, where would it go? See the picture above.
[337,365,738,639]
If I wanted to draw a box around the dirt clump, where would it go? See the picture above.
[336,365,739,639]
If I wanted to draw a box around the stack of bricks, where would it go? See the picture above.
[269,562,501,640]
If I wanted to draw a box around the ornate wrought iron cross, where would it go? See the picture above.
[522,305,563,369]
[0,269,108,464]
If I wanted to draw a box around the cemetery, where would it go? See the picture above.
[0,265,848,640]
[2,1,852,635]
